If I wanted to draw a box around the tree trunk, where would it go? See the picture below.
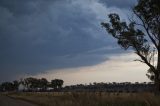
[154,74,160,95]
[155,48,160,94]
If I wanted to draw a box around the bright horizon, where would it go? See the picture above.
[28,52,150,86]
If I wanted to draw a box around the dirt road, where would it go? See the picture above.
[0,95,37,106]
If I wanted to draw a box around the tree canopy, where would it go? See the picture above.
[101,0,160,92]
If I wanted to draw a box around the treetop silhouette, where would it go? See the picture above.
[101,0,160,93]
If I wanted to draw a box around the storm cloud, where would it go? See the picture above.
[0,0,136,82]
[99,0,137,8]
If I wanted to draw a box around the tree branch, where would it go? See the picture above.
[134,59,145,63]
[133,10,159,50]
[135,48,156,73]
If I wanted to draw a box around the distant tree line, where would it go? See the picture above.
[0,77,64,92]
[0,78,154,93]
[63,82,154,93]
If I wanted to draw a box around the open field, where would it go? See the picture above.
[3,92,160,106]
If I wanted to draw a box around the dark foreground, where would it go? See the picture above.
[3,92,160,106]
[0,95,37,106]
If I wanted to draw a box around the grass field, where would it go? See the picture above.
[5,92,160,106]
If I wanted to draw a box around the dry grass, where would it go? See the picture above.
[6,92,160,106]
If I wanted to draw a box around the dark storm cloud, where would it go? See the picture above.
[0,0,56,16]
[99,0,137,9]
[0,0,129,82]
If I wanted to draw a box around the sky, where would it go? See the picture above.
[0,0,150,85]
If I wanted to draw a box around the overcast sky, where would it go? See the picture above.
[0,0,150,85]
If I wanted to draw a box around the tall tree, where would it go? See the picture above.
[57,79,64,89]
[101,0,160,93]
[39,78,48,91]
[51,79,64,90]
[24,77,39,90]
[51,79,57,90]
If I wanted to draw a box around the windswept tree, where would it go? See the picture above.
[101,0,160,93]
